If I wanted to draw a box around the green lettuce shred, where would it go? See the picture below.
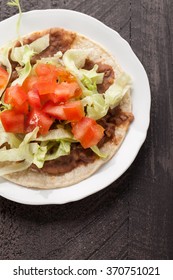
[63,49,91,79]
[11,34,50,86]
[11,45,34,66]
[12,60,33,86]
[29,34,49,54]
[62,49,105,97]
[80,65,104,87]
[0,131,21,148]
[0,143,36,162]
[37,51,63,66]
[104,72,131,109]
[82,76,97,91]
[82,94,108,120]
[0,127,75,175]
[45,141,71,161]
[0,161,32,176]
[35,127,75,142]
[81,72,131,120]
[33,146,47,168]
[91,145,107,159]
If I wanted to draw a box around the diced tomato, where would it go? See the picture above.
[56,67,77,83]
[1,64,87,136]
[56,67,70,78]
[35,63,79,84]
[23,75,38,92]
[4,85,28,113]
[74,87,82,98]
[4,88,12,104]
[0,66,8,89]
[23,65,82,101]
[33,76,57,95]
[46,93,61,104]
[27,89,41,108]
[42,101,66,120]
[38,82,82,104]
[36,112,53,135]
[35,63,58,78]
[25,108,53,135]
[4,85,27,106]
[52,82,82,103]
[0,110,24,133]
[63,101,84,121]
[71,117,104,148]
[15,101,29,114]
[54,82,76,97]
[43,100,84,121]
[23,74,56,95]
[39,94,51,106]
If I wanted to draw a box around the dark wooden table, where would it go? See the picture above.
[0,0,173,260]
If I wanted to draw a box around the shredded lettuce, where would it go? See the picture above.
[81,76,97,91]
[11,34,50,86]
[0,137,41,175]
[63,49,91,79]
[0,127,74,175]
[12,61,32,86]
[0,121,21,148]
[11,44,34,85]
[33,145,47,168]
[81,65,104,87]
[77,79,95,97]
[0,129,39,175]
[29,34,49,53]
[37,51,63,66]
[0,127,43,175]
[63,49,105,96]
[82,94,109,120]
[11,45,34,66]
[33,128,74,163]
[58,140,71,155]
[0,132,21,148]
[91,145,107,159]
[0,161,32,176]
[45,140,71,161]
[0,122,4,132]
[0,45,12,73]
[20,127,39,145]
[81,72,131,120]
[35,127,75,142]
[0,143,36,162]
[33,128,74,162]
[104,72,131,109]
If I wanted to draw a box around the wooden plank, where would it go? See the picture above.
[0,181,130,259]
[129,0,173,259]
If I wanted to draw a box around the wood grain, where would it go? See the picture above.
[0,0,173,260]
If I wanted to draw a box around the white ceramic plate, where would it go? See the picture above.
[0,9,150,205]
